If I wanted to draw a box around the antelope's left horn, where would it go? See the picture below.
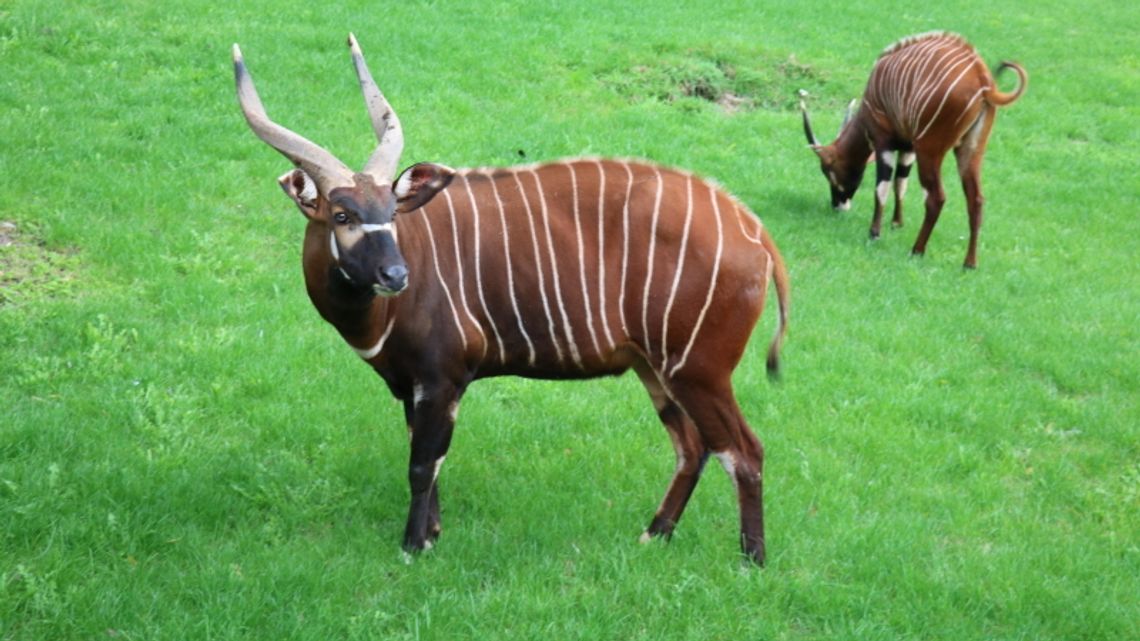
[347,33,405,183]
[799,99,821,147]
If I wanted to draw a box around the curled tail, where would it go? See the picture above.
[986,61,1028,107]
[760,226,790,380]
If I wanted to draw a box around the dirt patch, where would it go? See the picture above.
[0,221,17,247]
[600,49,828,114]
[0,221,80,305]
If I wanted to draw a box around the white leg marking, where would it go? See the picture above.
[640,168,665,357]
[595,160,616,351]
[419,210,469,350]
[668,183,724,377]
[659,174,695,371]
[442,188,488,358]
[490,175,536,366]
[714,451,739,490]
[876,180,891,205]
[413,383,427,406]
[567,163,602,360]
[462,175,506,363]
[431,455,447,482]
[532,169,583,368]
[352,315,397,360]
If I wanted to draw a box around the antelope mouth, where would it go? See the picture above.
[372,283,406,297]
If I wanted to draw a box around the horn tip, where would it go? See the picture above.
[232,43,243,62]
[347,33,361,54]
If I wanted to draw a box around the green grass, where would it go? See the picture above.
[2,0,1137,639]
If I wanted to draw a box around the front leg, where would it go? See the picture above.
[403,381,462,553]
[892,151,915,229]
[870,150,896,239]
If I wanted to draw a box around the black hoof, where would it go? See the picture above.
[642,516,676,542]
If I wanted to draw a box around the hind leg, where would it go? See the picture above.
[668,374,765,565]
[911,153,947,258]
[955,110,996,269]
[635,360,708,541]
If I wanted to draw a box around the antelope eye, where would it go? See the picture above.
[333,212,349,224]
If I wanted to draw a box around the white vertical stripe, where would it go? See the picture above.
[659,174,694,371]
[462,175,506,363]
[734,199,764,244]
[900,37,946,125]
[640,168,665,358]
[903,39,958,134]
[594,160,615,351]
[668,183,725,378]
[567,162,602,360]
[911,50,975,139]
[915,55,978,140]
[513,171,564,365]
[441,188,487,358]
[953,87,988,125]
[419,211,468,351]
[490,172,537,365]
[618,161,634,336]
[532,168,583,368]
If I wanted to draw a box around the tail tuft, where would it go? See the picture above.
[760,226,790,383]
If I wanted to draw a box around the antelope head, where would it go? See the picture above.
[233,34,454,296]
[800,98,865,212]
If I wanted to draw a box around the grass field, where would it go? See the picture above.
[2,0,1137,639]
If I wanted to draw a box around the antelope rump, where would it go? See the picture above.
[801,32,1027,268]
[233,35,790,565]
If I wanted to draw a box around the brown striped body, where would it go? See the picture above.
[235,37,788,565]
[332,160,775,383]
[801,32,1027,268]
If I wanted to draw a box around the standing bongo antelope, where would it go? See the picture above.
[800,32,1027,268]
[233,35,790,564]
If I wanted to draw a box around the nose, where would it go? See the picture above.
[378,263,408,291]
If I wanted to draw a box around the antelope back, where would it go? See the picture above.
[863,32,994,142]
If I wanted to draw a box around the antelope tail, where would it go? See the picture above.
[986,61,1028,107]
[761,226,790,380]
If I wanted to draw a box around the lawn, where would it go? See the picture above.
[1,1,1137,639]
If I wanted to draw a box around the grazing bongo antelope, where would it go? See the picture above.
[233,35,789,564]
[800,32,1027,268]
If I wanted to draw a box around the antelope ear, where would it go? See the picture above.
[277,169,323,220]
[393,163,456,213]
